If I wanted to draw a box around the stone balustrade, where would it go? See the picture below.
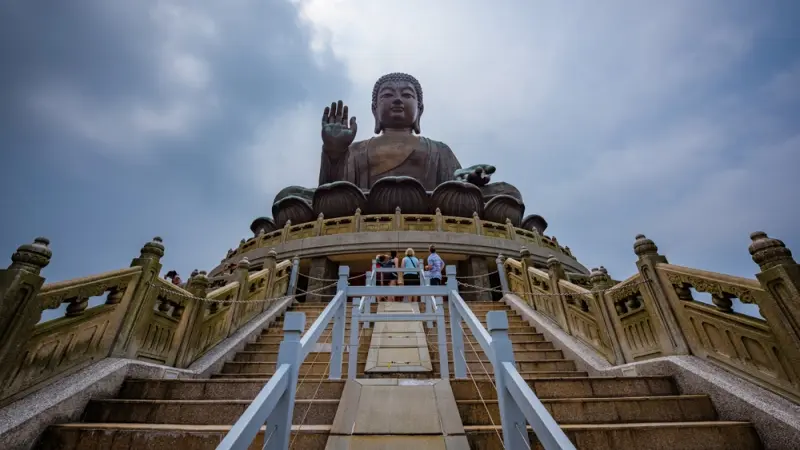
[500,232,800,403]
[0,237,296,407]
[226,207,573,264]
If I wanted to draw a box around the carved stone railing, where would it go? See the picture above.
[226,208,574,262]
[500,232,800,403]
[0,237,299,407]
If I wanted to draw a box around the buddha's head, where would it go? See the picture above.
[371,72,424,134]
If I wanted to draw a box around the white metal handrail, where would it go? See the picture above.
[445,265,576,450]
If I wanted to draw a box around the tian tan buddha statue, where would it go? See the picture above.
[266,73,540,233]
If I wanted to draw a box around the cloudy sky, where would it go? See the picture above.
[2,1,798,317]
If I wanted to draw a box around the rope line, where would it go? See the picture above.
[147,281,337,304]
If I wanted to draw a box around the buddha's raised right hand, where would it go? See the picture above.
[321,100,357,154]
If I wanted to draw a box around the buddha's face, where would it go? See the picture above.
[375,80,420,131]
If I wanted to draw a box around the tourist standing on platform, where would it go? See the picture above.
[401,248,422,301]
[425,245,445,285]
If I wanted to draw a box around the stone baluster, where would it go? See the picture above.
[111,237,164,358]
[589,267,626,365]
[0,237,52,389]
[227,257,251,337]
[174,271,210,368]
[633,234,690,357]
[749,232,800,374]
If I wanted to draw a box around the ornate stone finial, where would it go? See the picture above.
[395,206,402,214]
[355,208,362,215]
[237,257,251,270]
[749,231,795,271]
[589,266,612,289]
[240,238,246,244]
[190,269,199,278]
[140,236,165,260]
[317,213,324,220]
[519,246,531,259]
[633,234,658,257]
[188,270,209,291]
[267,249,278,258]
[472,211,479,219]
[10,237,52,273]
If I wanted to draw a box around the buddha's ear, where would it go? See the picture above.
[372,106,382,134]
[413,105,423,134]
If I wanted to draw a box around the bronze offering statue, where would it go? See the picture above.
[269,72,534,228]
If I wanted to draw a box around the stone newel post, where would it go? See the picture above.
[175,271,210,368]
[228,257,251,336]
[545,255,571,332]
[589,267,625,365]
[0,237,52,385]
[633,235,690,356]
[749,232,800,372]
[111,237,164,358]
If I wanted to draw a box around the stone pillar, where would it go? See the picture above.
[0,238,51,387]
[465,256,492,302]
[749,232,800,373]
[262,249,278,312]
[306,256,338,302]
[633,234,690,356]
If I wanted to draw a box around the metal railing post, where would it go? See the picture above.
[264,312,304,450]
[496,254,509,296]
[348,300,360,379]
[435,296,449,379]
[362,270,372,329]
[487,311,528,449]
[446,265,466,378]
[329,266,349,379]
[287,255,300,297]
[423,272,434,328]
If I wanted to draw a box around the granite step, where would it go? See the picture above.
[38,423,330,450]
[429,349,565,361]
[457,394,717,425]
[83,398,339,425]
[219,361,367,376]
[450,377,678,400]
[464,421,761,450]
[118,379,346,400]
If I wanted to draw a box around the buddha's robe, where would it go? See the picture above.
[319,135,459,191]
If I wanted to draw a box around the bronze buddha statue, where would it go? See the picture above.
[270,73,532,229]
[318,72,520,199]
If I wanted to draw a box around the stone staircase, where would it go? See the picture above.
[36,300,764,449]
